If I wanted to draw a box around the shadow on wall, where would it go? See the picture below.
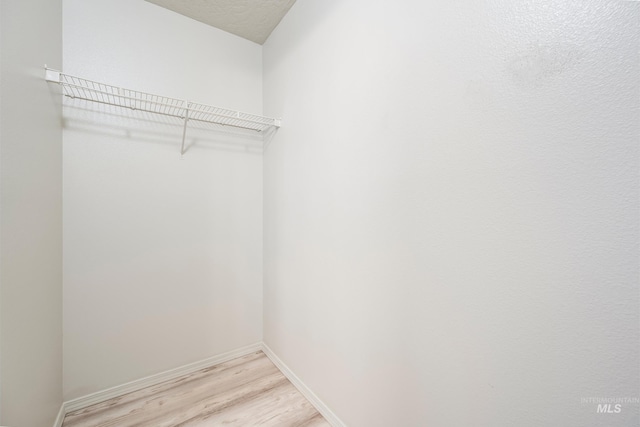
[60,97,275,155]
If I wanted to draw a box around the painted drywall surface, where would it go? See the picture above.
[0,2,2,415]
[0,0,63,425]
[263,1,639,426]
[63,0,263,400]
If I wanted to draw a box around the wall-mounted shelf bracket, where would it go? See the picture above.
[181,102,189,156]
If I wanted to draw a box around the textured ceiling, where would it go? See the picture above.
[145,0,297,45]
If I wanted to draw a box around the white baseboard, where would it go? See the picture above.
[63,342,262,414]
[261,343,346,427]
[53,403,66,427]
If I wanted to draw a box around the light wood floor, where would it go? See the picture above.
[62,351,329,427]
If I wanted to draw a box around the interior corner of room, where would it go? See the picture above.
[1,0,638,426]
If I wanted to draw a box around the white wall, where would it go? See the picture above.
[63,0,263,400]
[263,1,639,426]
[0,0,63,425]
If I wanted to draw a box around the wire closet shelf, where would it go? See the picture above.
[44,67,280,154]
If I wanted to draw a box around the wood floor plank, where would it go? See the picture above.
[64,352,269,426]
[177,380,318,426]
[62,351,330,427]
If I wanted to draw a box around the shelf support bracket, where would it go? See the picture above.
[180,102,189,156]
[44,67,61,83]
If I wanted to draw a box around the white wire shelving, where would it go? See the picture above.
[44,67,280,154]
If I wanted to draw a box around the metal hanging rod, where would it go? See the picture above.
[44,67,281,155]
